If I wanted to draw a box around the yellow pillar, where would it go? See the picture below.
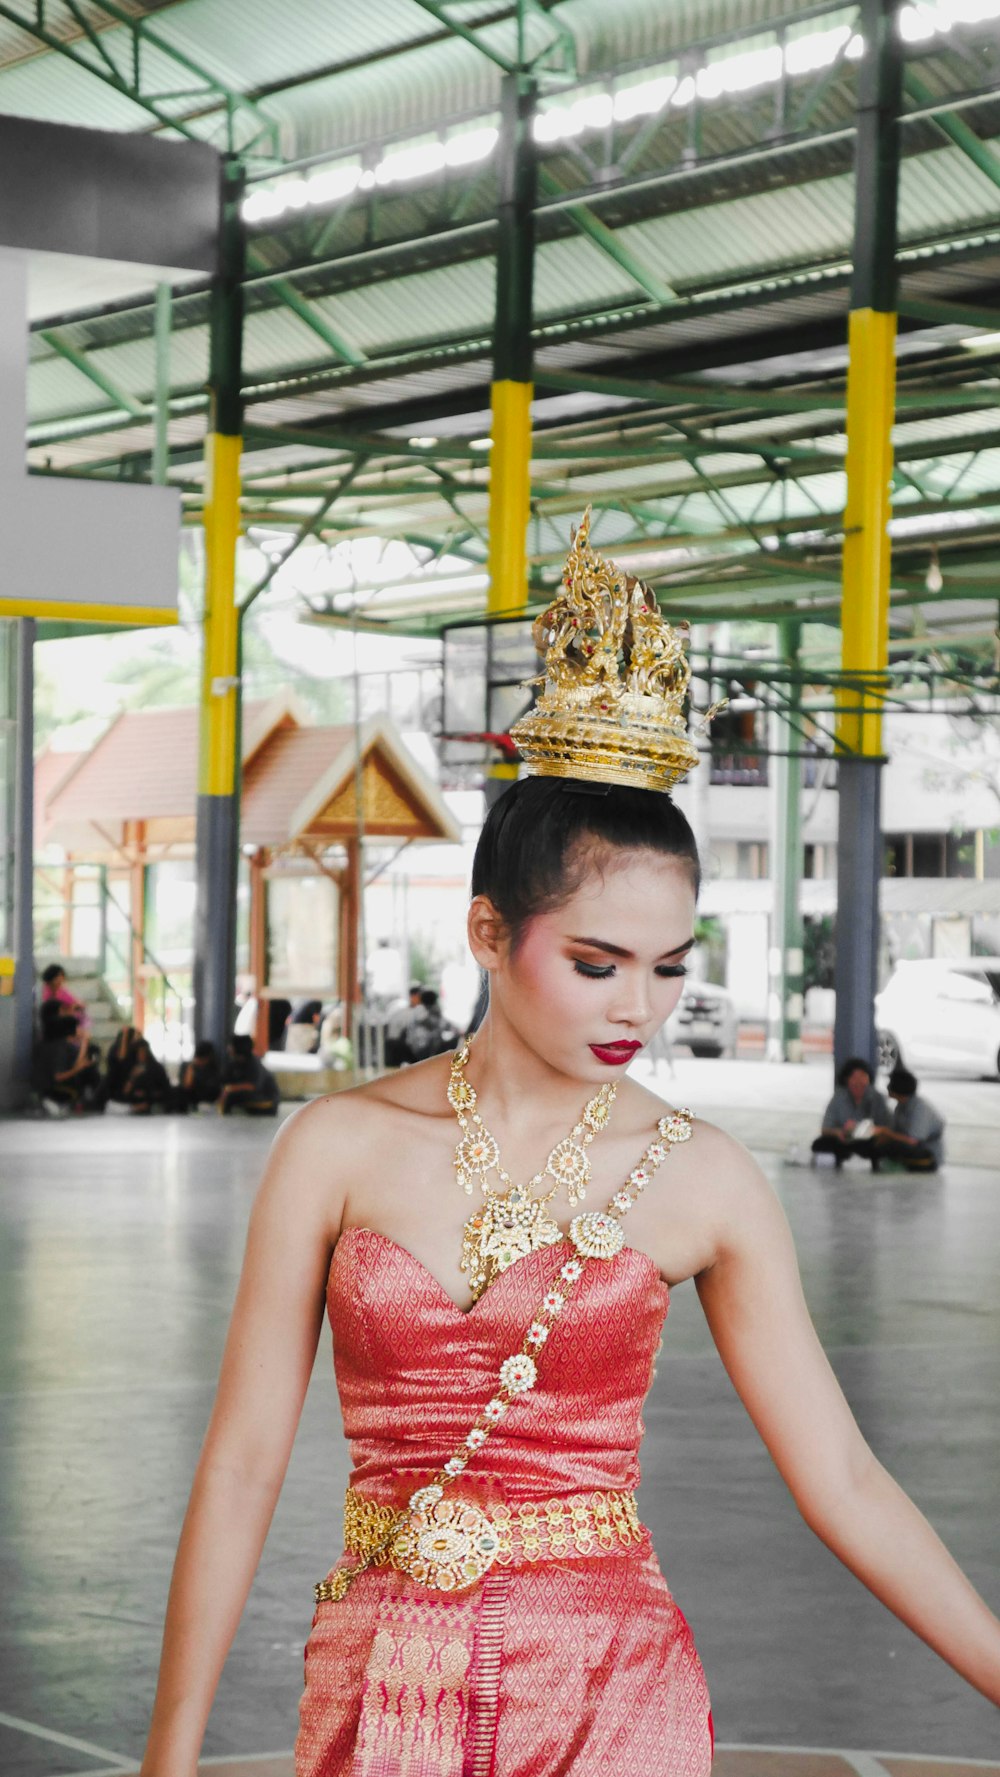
[837,307,896,760]
[487,380,533,620]
[198,431,242,798]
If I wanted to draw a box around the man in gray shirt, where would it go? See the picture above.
[812,1057,891,1169]
[870,1066,945,1171]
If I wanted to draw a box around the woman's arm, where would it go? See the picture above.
[694,1135,1000,1704]
[140,1098,348,1777]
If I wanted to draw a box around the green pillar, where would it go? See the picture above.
[767,619,804,1064]
[194,164,245,1051]
[152,282,172,487]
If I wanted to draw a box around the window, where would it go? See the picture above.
[736,841,769,879]
[912,834,946,877]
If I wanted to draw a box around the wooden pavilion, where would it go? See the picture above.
[38,697,460,1037]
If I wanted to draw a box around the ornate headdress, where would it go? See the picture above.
[509,508,700,793]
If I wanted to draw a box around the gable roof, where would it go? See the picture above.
[43,697,299,833]
[42,702,459,854]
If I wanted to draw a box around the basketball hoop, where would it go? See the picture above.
[439,730,520,764]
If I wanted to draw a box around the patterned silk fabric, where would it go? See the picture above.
[296,1227,713,1777]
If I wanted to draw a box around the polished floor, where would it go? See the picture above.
[1,1080,998,1776]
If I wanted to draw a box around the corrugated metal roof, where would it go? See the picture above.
[0,49,150,130]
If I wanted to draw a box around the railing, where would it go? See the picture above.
[33,863,191,1057]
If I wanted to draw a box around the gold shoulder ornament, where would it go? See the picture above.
[509,507,705,793]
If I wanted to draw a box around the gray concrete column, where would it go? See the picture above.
[833,755,882,1070]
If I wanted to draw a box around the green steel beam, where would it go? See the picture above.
[0,0,279,153]
[39,327,146,417]
[407,0,516,72]
[905,69,1000,193]
[266,276,368,366]
[152,283,172,486]
[536,166,675,304]
[536,361,1000,417]
[242,462,365,613]
[897,296,1000,331]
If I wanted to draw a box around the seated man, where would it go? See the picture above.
[123,1040,172,1114]
[812,1056,890,1169]
[175,1040,222,1113]
[863,1067,945,1172]
[95,1025,143,1110]
[219,1034,280,1117]
[384,982,423,1068]
[402,988,458,1064]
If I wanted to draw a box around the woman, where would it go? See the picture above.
[40,961,90,1034]
[141,520,1000,1777]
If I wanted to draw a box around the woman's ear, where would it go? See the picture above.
[467,895,507,971]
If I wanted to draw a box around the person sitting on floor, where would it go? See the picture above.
[860,1067,945,1172]
[33,1005,100,1114]
[123,1040,172,1114]
[219,1034,280,1117]
[175,1040,222,1113]
[95,1025,143,1110]
[811,1055,891,1169]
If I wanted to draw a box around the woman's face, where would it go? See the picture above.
[479,847,697,1084]
[846,1067,870,1103]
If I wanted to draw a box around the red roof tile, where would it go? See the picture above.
[45,701,280,826]
[34,746,85,844]
[242,724,353,846]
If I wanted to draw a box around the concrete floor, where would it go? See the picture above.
[1,1068,998,1776]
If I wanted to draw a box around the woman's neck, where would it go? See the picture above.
[463,1004,606,1138]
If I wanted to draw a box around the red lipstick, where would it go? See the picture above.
[589,1040,642,1066]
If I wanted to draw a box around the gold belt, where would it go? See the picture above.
[315,1484,645,1600]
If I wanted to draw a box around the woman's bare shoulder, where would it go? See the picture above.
[633,1088,773,1214]
[271,1056,455,1157]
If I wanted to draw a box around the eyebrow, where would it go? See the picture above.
[569,935,696,961]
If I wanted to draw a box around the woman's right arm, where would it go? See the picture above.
[140,1097,349,1777]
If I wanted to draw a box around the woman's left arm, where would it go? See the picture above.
[694,1141,1000,1704]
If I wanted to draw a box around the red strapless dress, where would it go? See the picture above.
[295,1227,712,1777]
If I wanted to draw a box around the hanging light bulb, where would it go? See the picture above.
[925,546,943,595]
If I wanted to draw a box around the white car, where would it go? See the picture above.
[666,978,738,1059]
[876,957,1000,1079]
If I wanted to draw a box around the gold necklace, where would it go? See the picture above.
[447,1042,617,1302]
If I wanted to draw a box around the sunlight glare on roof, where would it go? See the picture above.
[242,0,996,228]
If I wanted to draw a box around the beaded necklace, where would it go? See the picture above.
[447,1041,618,1303]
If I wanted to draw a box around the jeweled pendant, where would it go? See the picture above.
[457,1130,500,1175]
[569,1210,625,1260]
[547,1137,590,1205]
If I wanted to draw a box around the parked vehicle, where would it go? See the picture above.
[666,978,738,1059]
[876,957,1000,1079]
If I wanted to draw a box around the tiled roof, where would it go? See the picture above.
[33,746,86,845]
[241,723,353,845]
[41,704,459,851]
[44,701,283,826]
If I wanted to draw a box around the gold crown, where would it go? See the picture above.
[509,508,700,793]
